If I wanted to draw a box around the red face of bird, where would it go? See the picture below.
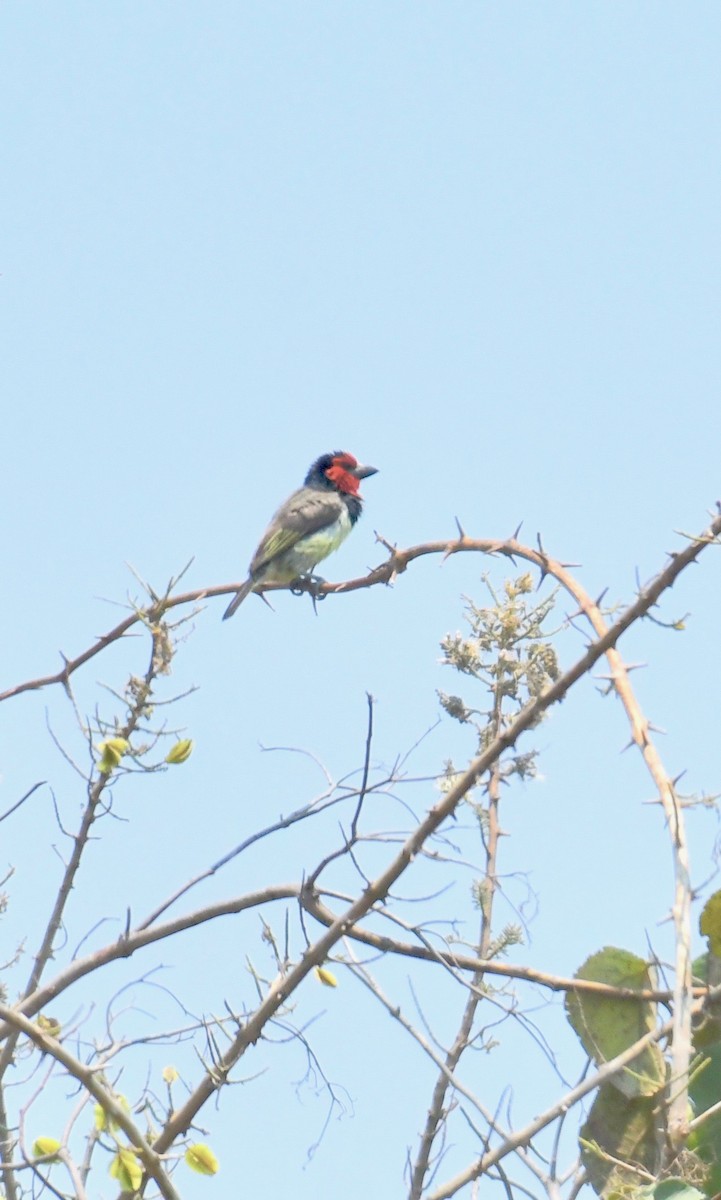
[322,451,378,495]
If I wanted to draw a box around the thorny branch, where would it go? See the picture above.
[3,509,720,705]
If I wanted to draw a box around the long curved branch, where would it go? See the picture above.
[0,880,688,1053]
[2,508,719,705]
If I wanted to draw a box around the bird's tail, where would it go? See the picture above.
[222,578,255,620]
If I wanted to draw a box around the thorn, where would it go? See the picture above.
[59,653,73,698]
[672,770,687,787]
[595,587,609,607]
[559,561,582,568]
[647,722,666,736]
[374,530,397,555]
[623,662,647,673]
[620,739,635,754]
[512,521,523,540]
[454,516,467,539]
[536,532,546,556]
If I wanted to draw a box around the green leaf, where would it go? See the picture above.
[691,949,721,1050]
[700,891,721,955]
[688,1040,721,1194]
[650,1181,707,1200]
[566,948,665,1098]
[579,1084,657,1195]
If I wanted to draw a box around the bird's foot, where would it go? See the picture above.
[291,573,328,612]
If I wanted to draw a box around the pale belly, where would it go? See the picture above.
[267,509,352,581]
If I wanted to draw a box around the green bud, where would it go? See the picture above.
[33,1137,61,1160]
[109,1148,142,1191]
[185,1143,219,1175]
[97,737,130,775]
[165,739,193,765]
[314,966,338,988]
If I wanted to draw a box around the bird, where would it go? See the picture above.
[222,450,378,619]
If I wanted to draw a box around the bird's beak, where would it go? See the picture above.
[351,464,378,480]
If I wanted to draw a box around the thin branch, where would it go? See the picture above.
[0,781,47,824]
[350,692,375,840]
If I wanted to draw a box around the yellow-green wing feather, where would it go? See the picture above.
[249,488,345,577]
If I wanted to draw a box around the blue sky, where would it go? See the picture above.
[2,5,721,1198]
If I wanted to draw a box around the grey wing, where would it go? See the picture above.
[248,488,343,576]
